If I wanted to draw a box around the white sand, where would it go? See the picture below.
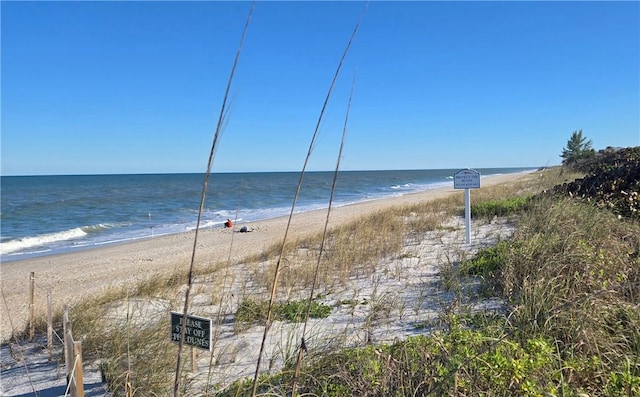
[0,172,528,395]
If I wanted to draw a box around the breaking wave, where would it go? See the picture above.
[0,227,88,255]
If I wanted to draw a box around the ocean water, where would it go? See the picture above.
[0,168,535,261]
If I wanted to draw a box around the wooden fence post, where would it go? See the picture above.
[62,304,84,397]
[62,305,70,371]
[29,272,35,341]
[74,340,85,397]
[63,305,74,397]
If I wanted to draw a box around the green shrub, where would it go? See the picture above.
[275,300,332,322]
[296,325,561,397]
[235,299,266,324]
[471,196,532,219]
[235,298,332,325]
[463,241,509,276]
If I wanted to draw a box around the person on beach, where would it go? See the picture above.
[224,219,233,228]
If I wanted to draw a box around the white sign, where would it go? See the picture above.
[454,169,481,189]
[453,168,481,244]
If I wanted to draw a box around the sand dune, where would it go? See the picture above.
[0,173,522,344]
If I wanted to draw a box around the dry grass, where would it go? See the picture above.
[220,166,639,396]
[503,197,640,357]
[49,167,590,394]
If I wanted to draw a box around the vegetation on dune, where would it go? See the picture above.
[463,196,639,395]
[16,136,639,396]
[235,298,332,327]
[551,146,640,219]
[222,141,639,396]
[223,323,568,397]
[471,196,533,219]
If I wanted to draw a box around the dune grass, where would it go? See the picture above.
[33,166,639,395]
[219,167,639,396]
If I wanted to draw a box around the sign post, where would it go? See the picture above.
[171,312,212,352]
[453,169,481,243]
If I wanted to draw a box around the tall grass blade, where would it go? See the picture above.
[291,71,357,396]
[173,2,256,396]
[251,5,367,396]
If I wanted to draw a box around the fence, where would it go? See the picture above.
[23,272,86,396]
[62,304,85,397]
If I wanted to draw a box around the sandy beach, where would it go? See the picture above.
[0,172,524,344]
[0,172,533,395]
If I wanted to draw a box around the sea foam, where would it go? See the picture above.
[0,227,87,255]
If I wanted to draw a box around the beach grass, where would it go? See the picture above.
[218,166,639,396]
[21,165,640,395]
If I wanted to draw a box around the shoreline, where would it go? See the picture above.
[1,169,538,263]
[0,172,526,343]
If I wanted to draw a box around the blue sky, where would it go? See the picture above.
[2,1,639,175]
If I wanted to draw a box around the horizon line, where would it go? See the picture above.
[1,166,545,178]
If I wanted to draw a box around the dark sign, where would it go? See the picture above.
[170,311,212,351]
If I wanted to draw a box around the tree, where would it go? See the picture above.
[561,130,595,167]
